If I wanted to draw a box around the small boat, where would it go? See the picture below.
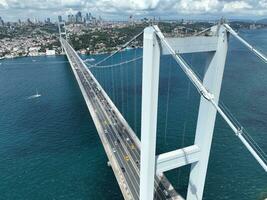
[34,89,41,98]
[125,46,134,51]
[84,58,95,62]
[27,89,41,99]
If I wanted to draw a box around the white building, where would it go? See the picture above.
[46,49,56,56]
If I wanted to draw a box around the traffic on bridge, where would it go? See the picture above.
[61,39,181,200]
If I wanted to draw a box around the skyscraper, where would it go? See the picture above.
[58,15,62,22]
[27,18,33,25]
[45,18,51,24]
[67,15,71,23]
[68,14,75,23]
[0,17,4,26]
[76,11,82,23]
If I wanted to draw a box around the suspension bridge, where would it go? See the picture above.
[59,21,267,200]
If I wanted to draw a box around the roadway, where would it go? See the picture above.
[62,39,180,200]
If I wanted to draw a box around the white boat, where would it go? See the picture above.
[84,58,95,62]
[34,89,41,98]
[27,89,41,99]
[125,46,134,51]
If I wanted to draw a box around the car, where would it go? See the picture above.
[104,129,108,134]
[131,144,135,150]
[163,190,171,198]
[112,148,116,153]
[121,167,125,173]
[114,141,118,145]
[124,155,130,161]
[126,137,130,142]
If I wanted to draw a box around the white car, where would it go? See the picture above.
[112,148,116,153]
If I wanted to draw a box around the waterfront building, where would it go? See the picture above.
[46,49,56,56]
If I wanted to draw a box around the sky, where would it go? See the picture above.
[0,0,267,22]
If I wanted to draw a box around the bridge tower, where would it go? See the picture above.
[140,24,229,200]
[58,21,68,53]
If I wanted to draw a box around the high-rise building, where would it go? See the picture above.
[86,13,92,21]
[68,14,75,23]
[45,18,51,24]
[0,17,4,26]
[76,11,82,23]
[67,15,71,23]
[27,18,33,25]
[58,15,62,22]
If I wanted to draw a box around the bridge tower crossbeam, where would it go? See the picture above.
[140,24,229,200]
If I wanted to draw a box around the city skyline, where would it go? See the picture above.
[1,0,267,22]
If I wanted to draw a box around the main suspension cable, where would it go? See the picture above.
[87,56,142,69]
[163,56,172,145]
[93,31,144,66]
[224,23,267,64]
[153,25,267,172]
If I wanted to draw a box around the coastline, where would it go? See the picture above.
[0,46,143,61]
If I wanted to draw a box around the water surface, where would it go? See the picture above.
[0,28,267,200]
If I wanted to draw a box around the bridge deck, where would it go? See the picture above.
[62,39,183,200]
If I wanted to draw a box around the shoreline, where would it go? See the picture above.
[0,47,143,61]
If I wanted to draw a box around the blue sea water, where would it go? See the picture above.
[0,28,267,200]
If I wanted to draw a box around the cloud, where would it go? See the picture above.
[223,1,252,13]
[177,0,221,13]
[259,0,267,8]
[108,0,160,10]
[0,0,267,21]
[0,0,8,8]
